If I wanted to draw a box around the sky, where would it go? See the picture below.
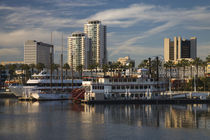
[0,0,210,65]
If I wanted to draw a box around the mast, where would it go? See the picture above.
[50,32,53,92]
[61,33,64,90]
[71,54,74,90]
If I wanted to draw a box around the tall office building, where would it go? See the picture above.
[164,36,197,62]
[84,20,107,67]
[24,40,53,68]
[68,32,91,70]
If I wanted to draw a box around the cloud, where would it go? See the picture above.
[0,48,21,56]
[187,26,210,30]
[0,3,210,63]
[198,43,210,59]
[0,29,53,47]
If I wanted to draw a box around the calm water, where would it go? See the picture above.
[0,99,210,140]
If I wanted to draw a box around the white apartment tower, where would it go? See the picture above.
[84,20,107,67]
[68,32,91,70]
[24,40,53,68]
[164,36,197,62]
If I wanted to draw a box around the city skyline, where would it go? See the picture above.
[0,0,210,64]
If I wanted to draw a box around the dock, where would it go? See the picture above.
[81,99,210,104]
[0,91,17,98]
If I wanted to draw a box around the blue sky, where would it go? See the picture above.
[0,0,210,65]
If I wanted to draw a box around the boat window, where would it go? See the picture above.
[121,86,125,89]
[140,85,143,89]
[135,85,138,89]
[131,85,134,89]
[144,85,147,89]
[117,86,120,89]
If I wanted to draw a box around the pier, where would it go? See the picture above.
[81,99,210,104]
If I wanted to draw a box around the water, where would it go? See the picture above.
[0,99,210,140]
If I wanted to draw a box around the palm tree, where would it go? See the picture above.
[88,64,95,77]
[180,59,190,78]
[29,64,36,75]
[201,60,207,91]
[102,64,109,77]
[193,57,202,77]
[189,61,194,78]
[21,64,30,83]
[36,63,45,72]
[76,64,83,79]
[94,63,99,75]
[51,63,60,79]
[109,63,115,77]
[206,55,210,62]
[8,64,17,80]
[164,60,174,78]
[63,63,70,78]
[138,59,149,69]
[175,61,182,79]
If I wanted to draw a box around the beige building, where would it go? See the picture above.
[24,40,53,68]
[84,20,107,67]
[117,56,135,66]
[68,32,91,70]
[164,36,197,62]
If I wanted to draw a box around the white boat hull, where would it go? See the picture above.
[31,93,72,100]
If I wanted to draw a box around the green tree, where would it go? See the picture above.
[102,64,109,77]
[206,55,210,62]
[63,63,70,78]
[29,64,36,75]
[88,64,95,77]
[180,59,190,78]
[36,63,45,72]
[193,57,202,77]
[76,64,83,79]
[164,60,175,78]
[138,59,149,69]
[8,64,17,80]
[51,63,60,78]
[94,63,99,75]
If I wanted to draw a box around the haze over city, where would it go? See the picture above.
[0,0,210,64]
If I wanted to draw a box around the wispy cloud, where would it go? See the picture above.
[0,2,210,63]
[187,26,210,30]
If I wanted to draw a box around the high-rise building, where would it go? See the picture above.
[68,32,91,70]
[84,20,107,67]
[24,40,53,68]
[164,36,197,62]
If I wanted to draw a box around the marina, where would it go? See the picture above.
[0,99,210,140]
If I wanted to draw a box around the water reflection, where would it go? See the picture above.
[81,104,210,129]
[0,99,210,140]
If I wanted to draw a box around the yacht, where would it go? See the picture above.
[82,76,167,101]
[9,70,82,97]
